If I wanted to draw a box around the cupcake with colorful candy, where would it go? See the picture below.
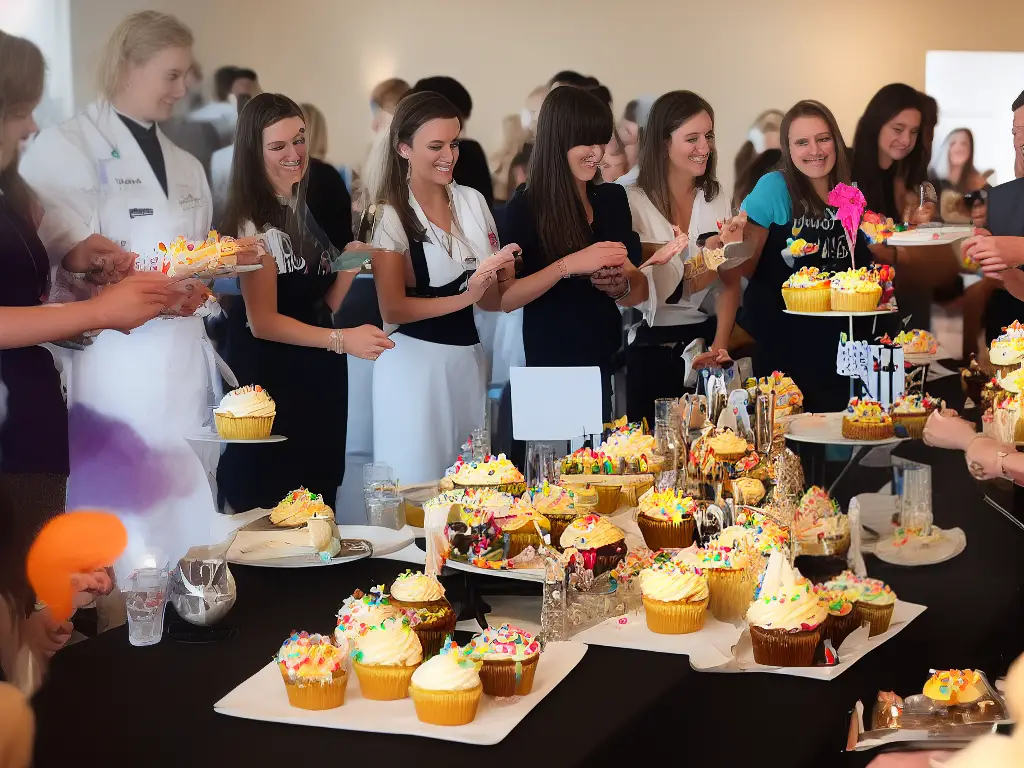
[923,669,984,706]
[794,486,850,557]
[334,586,398,646]
[516,482,594,546]
[813,585,860,649]
[468,623,542,696]
[894,328,938,356]
[350,615,423,700]
[989,320,1024,374]
[746,551,826,667]
[781,266,831,312]
[559,514,627,576]
[214,384,276,439]
[830,267,884,312]
[497,500,551,557]
[409,638,483,726]
[841,397,894,441]
[640,561,709,634]
[636,488,697,550]
[860,211,896,245]
[388,571,457,659]
[442,453,526,495]
[890,394,942,439]
[277,631,349,710]
[825,570,897,637]
[698,543,756,621]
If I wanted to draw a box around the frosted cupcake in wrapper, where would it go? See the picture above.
[516,483,592,547]
[746,551,826,666]
[890,394,942,439]
[698,543,756,621]
[559,514,627,577]
[923,669,984,706]
[334,586,398,645]
[813,585,859,648]
[781,266,831,312]
[826,570,896,636]
[409,638,483,726]
[350,615,422,700]
[214,384,276,439]
[794,486,850,557]
[468,623,541,696]
[441,453,526,495]
[496,501,551,558]
[277,631,348,710]
[636,488,696,549]
[640,561,709,634]
[388,570,457,659]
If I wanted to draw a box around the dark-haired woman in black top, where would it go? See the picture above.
[499,86,645,418]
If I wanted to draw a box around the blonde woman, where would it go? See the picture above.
[355,78,411,215]
[20,12,246,569]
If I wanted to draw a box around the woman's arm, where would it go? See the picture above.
[737,221,768,279]
[372,249,477,324]
[501,242,626,312]
[325,271,356,314]
[241,261,336,348]
[711,265,742,352]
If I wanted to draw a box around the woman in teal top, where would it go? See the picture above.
[734,100,873,413]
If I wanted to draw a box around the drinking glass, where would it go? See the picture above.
[896,463,933,535]
[124,566,169,647]
[363,462,395,494]
[365,490,406,530]
[525,441,560,487]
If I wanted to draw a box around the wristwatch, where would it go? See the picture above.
[997,450,1010,478]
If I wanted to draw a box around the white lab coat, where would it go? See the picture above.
[20,100,220,570]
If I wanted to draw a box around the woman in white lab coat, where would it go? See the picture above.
[623,91,747,425]
[20,11,228,569]
[365,91,515,484]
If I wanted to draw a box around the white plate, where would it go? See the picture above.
[215,641,587,745]
[887,227,972,247]
[186,432,287,444]
[903,346,951,364]
[443,557,546,583]
[873,526,966,566]
[785,412,906,446]
[337,525,414,558]
[782,308,897,317]
[227,538,373,568]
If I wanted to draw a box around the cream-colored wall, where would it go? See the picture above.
[70,0,1024,194]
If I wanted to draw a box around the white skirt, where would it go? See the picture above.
[66,316,221,571]
[372,332,486,485]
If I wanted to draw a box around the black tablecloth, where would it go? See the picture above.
[31,426,1024,766]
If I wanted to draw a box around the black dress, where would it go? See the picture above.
[305,158,354,251]
[453,139,494,212]
[503,182,641,416]
[217,225,348,512]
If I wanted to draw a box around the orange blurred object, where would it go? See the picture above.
[26,511,127,622]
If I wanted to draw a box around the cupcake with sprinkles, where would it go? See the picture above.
[350,615,423,700]
[698,543,755,621]
[636,488,697,550]
[640,561,709,634]
[334,586,398,647]
[813,585,859,648]
[442,453,526,495]
[517,482,594,547]
[468,623,542,696]
[923,669,984,706]
[746,551,826,667]
[825,570,897,637]
[388,570,457,659]
[409,638,483,726]
[277,631,348,710]
[559,514,627,577]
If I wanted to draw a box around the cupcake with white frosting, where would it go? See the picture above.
[409,638,482,725]
[214,384,276,439]
[640,561,709,634]
[746,551,826,666]
[388,570,456,659]
[350,616,422,700]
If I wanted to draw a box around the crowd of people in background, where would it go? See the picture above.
[3,12,1024,748]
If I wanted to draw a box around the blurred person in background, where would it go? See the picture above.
[733,109,783,184]
[932,128,992,221]
[491,84,547,202]
[412,76,493,210]
[188,64,244,145]
[209,68,262,223]
[600,131,629,183]
[733,147,782,209]
[548,70,595,89]
[301,102,353,251]
[355,77,411,217]
[615,96,656,187]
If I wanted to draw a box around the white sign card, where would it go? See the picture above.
[837,338,905,406]
[510,366,604,441]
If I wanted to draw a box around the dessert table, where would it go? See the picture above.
[30,397,1024,767]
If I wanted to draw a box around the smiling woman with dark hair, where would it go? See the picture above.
[499,86,644,417]
[216,93,392,512]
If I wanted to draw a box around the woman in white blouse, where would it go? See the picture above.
[366,91,515,483]
[623,90,746,425]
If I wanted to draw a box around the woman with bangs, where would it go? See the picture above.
[499,86,645,418]
[735,100,874,412]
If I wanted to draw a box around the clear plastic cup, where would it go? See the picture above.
[365,491,406,529]
[124,566,169,647]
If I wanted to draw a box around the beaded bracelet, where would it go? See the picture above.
[327,329,345,355]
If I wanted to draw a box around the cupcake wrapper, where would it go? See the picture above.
[856,601,895,637]
[706,567,755,622]
[749,624,822,667]
[387,598,457,659]
[831,287,881,312]
[478,654,539,696]
[892,413,926,439]
[409,683,483,726]
[782,286,830,312]
[279,664,348,710]
[353,661,418,700]
[505,530,543,559]
[592,485,622,515]
[797,530,851,557]
[823,610,862,649]
[841,418,894,441]
[542,512,584,550]
[642,595,708,634]
[453,479,527,496]
[214,413,275,440]
[637,515,696,550]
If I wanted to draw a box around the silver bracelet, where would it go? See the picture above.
[327,329,345,355]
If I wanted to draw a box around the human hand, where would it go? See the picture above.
[719,211,747,247]
[692,348,732,370]
[476,243,519,276]
[229,236,265,267]
[922,409,977,451]
[341,324,394,360]
[467,267,498,300]
[70,568,116,609]
[23,608,73,659]
[91,272,174,331]
[344,240,383,253]
[565,242,626,275]
[864,751,956,768]
[73,234,135,285]
[589,265,628,296]
[638,227,688,269]
[969,236,1024,275]
[162,279,211,317]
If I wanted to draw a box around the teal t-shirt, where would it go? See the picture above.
[740,171,792,228]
